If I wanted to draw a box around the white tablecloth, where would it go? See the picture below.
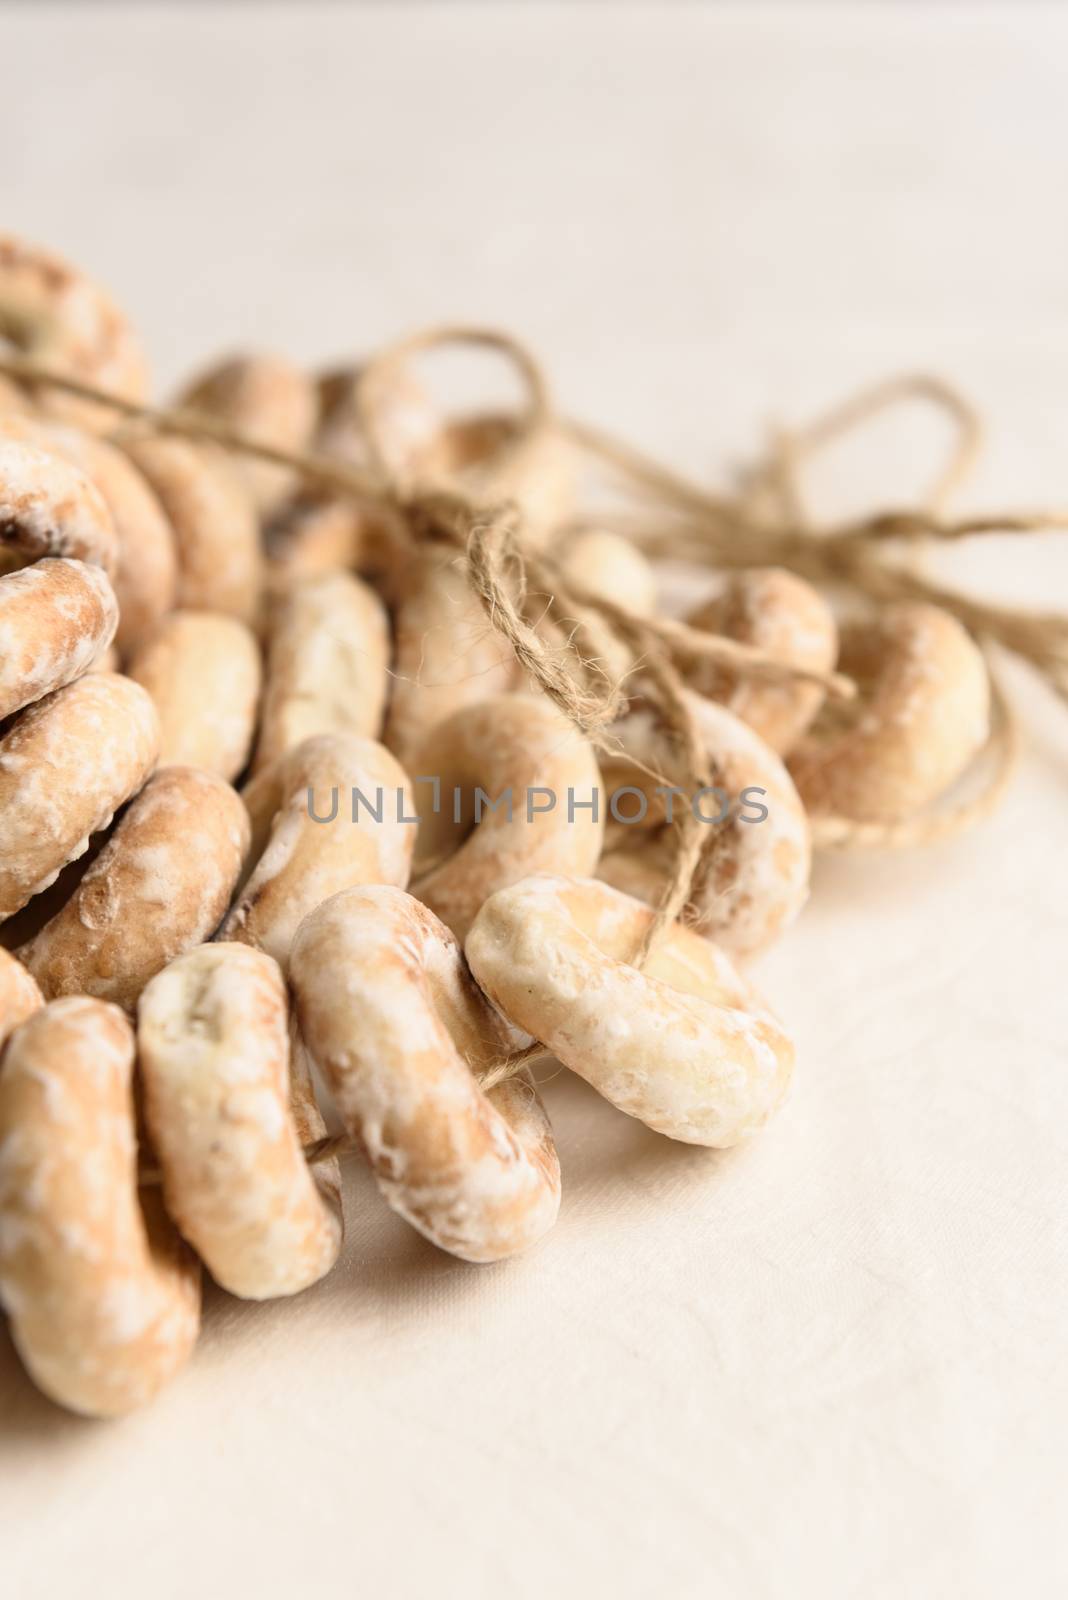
[2,6,1066,1596]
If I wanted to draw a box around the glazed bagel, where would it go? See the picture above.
[687,568,838,755]
[263,493,365,616]
[0,557,117,722]
[0,997,200,1418]
[20,766,249,1010]
[176,352,317,515]
[118,434,261,624]
[788,600,990,822]
[0,234,148,428]
[559,528,657,616]
[598,695,811,958]
[383,550,518,770]
[138,942,343,1300]
[127,610,262,781]
[0,435,118,575]
[290,885,561,1263]
[315,362,438,472]
[466,875,795,1148]
[0,673,160,921]
[410,694,604,942]
[254,570,390,772]
[0,412,177,655]
[224,734,414,965]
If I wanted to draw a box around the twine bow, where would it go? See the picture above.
[1,334,1065,1109]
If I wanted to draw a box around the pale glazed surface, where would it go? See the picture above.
[176,352,317,514]
[138,942,342,1299]
[0,557,117,721]
[466,874,795,1147]
[0,997,200,1417]
[263,493,365,617]
[0,412,177,654]
[21,766,249,1009]
[411,693,604,942]
[0,234,147,428]
[315,362,438,474]
[0,946,43,1047]
[0,435,118,575]
[559,527,658,616]
[687,567,838,754]
[225,733,414,964]
[0,673,160,920]
[119,434,261,623]
[789,600,990,822]
[384,549,518,769]
[291,885,561,1262]
[127,609,262,780]
[599,694,811,957]
[419,412,574,543]
[254,569,390,771]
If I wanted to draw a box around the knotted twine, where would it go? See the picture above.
[1,334,1065,1114]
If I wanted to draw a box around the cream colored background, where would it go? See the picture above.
[2,5,1067,1597]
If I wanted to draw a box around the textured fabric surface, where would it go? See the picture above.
[1,6,1066,1596]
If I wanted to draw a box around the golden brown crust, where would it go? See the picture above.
[0,997,200,1418]
[21,766,249,1010]
[291,885,560,1262]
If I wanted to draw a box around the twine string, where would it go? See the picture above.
[2,340,1064,1114]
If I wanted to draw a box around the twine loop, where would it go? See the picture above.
[1,341,1065,1103]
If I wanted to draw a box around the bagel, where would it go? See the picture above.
[176,352,317,515]
[466,874,795,1148]
[127,610,262,781]
[687,568,838,755]
[138,942,342,1299]
[0,234,147,429]
[224,734,414,965]
[0,673,160,921]
[598,695,811,957]
[20,766,249,1010]
[0,557,117,721]
[788,601,990,822]
[410,694,604,941]
[290,885,560,1262]
[254,570,390,772]
[0,997,200,1417]
[0,435,118,575]
[119,435,261,624]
